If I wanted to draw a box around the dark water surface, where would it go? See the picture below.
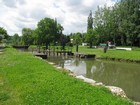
[47,56,140,102]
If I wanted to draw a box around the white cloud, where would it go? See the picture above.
[0,0,116,35]
[82,0,95,7]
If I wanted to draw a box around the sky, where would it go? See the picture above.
[0,0,116,36]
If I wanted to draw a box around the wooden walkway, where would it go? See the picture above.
[33,50,73,59]
[55,51,73,56]
[31,48,96,59]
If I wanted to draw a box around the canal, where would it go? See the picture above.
[47,56,140,102]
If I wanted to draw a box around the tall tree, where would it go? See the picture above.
[86,11,98,48]
[87,10,93,30]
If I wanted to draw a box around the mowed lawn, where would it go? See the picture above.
[0,48,132,105]
[73,46,140,61]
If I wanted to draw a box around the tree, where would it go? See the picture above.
[82,33,86,43]
[69,32,82,45]
[22,28,33,45]
[0,27,8,43]
[0,35,4,43]
[87,10,93,30]
[74,32,82,52]
[12,33,22,45]
[31,29,38,45]
[86,11,98,48]
[94,6,117,44]
[59,34,68,50]
[74,32,82,45]
[85,29,97,48]
[37,17,63,49]
[93,0,140,46]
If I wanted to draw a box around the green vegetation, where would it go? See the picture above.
[0,48,132,105]
[11,33,22,45]
[29,45,140,62]
[1,0,140,49]
[93,0,140,46]
[7,17,64,48]
[22,28,34,45]
[86,11,98,48]
[0,27,8,43]
[73,46,140,61]
[37,18,63,48]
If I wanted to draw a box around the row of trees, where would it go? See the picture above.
[68,0,140,48]
[0,17,71,50]
[10,18,67,49]
[93,0,140,46]
[1,0,139,48]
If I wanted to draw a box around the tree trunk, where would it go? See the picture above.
[89,42,92,48]
[76,44,78,52]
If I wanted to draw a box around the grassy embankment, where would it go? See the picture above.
[73,46,140,62]
[30,45,140,62]
[0,48,132,105]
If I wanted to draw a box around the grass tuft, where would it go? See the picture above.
[0,92,10,101]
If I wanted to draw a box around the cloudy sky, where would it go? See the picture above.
[0,0,117,36]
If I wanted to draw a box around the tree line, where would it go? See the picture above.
[69,0,140,48]
[0,17,70,50]
[1,0,140,48]
[93,0,140,46]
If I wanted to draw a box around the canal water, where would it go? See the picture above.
[47,56,140,102]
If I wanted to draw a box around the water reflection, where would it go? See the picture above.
[47,57,140,102]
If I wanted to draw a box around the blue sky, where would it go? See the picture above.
[0,0,116,35]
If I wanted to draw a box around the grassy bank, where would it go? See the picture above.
[0,48,132,105]
[73,46,140,62]
[29,45,140,62]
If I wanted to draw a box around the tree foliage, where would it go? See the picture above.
[22,28,33,45]
[85,29,98,48]
[86,11,98,48]
[87,10,93,30]
[93,0,140,46]
[74,32,82,45]
[0,27,8,42]
[37,17,63,47]
[69,33,82,45]
[12,33,22,45]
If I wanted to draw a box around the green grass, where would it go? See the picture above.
[72,46,140,61]
[0,48,133,105]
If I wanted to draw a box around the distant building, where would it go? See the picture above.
[70,39,73,43]
[82,43,88,46]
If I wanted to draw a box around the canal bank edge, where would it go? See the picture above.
[97,56,140,64]
[43,59,140,105]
